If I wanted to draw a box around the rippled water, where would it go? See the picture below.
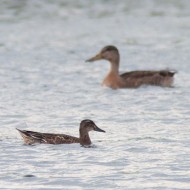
[0,0,190,189]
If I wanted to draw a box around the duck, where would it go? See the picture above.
[16,119,105,147]
[86,45,176,89]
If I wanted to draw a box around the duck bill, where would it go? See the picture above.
[94,125,105,133]
[86,53,102,62]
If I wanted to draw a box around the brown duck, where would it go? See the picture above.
[16,119,105,147]
[86,45,176,89]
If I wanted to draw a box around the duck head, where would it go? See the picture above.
[79,119,105,146]
[86,45,120,64]
[80,119,105,133]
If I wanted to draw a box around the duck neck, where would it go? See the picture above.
[109,53,120,75]
[110,61,119,75]
[79,129,91,146]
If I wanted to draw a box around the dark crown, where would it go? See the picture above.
[101,45,118,53]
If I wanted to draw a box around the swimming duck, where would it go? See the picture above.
[86,45,176,89]
[16,119,105,147]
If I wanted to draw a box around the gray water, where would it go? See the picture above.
[0,0,190,189]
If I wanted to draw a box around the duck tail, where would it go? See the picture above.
[16,128,29,136]
[16,128,41,145]
[168,70,177,77]
[160,70,177,77]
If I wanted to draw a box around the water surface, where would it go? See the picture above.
[0,0,190,189]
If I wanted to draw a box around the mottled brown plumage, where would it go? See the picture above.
[86,45,176,89]
[17,119,105,147]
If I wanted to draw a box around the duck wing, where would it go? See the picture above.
[120,70,176,87]
[120,70,176,78]
[16,129,80,145]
